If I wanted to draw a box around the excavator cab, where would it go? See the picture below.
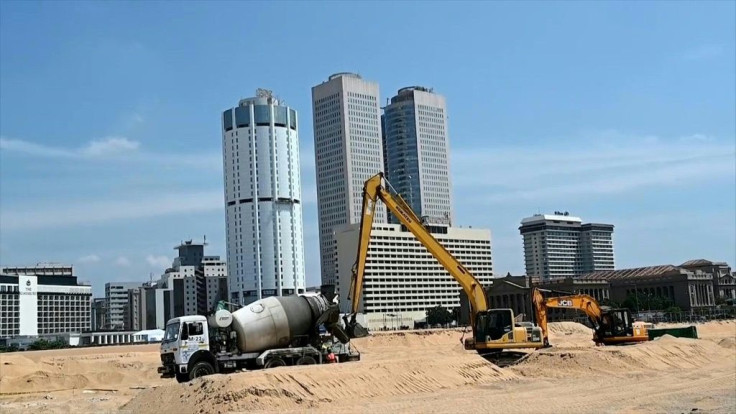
[596,308,648,344]
[471,309,546,352]
[475,309,514,342]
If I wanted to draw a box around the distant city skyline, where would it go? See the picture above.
[0,2,734,296]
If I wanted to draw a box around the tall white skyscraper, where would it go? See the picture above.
[222,89,306,305]
[312,73,387,286]
[382,86,453,225]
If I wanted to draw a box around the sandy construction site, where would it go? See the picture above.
[1,320,734,413]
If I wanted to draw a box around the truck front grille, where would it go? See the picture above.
[161,353,175,365]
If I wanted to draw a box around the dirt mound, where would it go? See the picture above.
[547,321,593,336]
[513,334,733,378]
[717,337,736,350]
[0,345,164,395]
[123,330,514,414]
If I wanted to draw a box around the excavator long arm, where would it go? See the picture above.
[346,173,488,337]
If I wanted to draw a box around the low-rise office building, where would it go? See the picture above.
[0,264,92,338]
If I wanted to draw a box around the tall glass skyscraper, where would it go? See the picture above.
[382,86,453,225]
[222,89,306,305]
[311,73,387,286]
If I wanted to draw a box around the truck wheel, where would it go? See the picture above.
[264,358,285,369]
[175,372,189,383]
[188,361,215,380]
[296,356,317,365]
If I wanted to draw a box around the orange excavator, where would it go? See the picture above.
[532,288,651,346]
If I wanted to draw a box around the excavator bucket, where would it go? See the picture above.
[344,314,369,338]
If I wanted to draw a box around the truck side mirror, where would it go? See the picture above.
[181,323,189,340]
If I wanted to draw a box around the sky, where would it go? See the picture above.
[0,1,734,297]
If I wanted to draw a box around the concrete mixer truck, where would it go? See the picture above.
[158,294,360,383]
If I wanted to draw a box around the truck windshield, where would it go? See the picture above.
[163,322,180,343]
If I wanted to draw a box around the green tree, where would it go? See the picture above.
[426,305,453,326]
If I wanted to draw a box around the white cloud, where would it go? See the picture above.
[114,256,131,267]
[1,136,140,159]
[451,131,735,204]
[78,254,101,263]
[0,190,223,230]
[1,136,221,172]
[146,255,171,269]
[80,137,140,157]
[0,137,76,158]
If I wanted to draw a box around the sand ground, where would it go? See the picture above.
[1,320,734,413]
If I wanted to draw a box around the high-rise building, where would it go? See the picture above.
[222,89,306,305]
[382,86,453,225]
[105,281,140,330]
[520,212,614,281]
[312,72,387,286]
[334,223,493,330]
[1,264,92,338]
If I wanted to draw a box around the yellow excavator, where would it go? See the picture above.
[532,288,651,345]
[344,172,547,353]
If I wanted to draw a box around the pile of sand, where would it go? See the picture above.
[0,345,164,395]
[2,320,735,413]
[122,329,517,414]
[513,333,734,378]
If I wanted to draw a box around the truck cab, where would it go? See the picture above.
[159,315,214,382]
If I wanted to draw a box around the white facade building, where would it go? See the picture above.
[520,213,615,281]
[312,73,387,287]
[382,86,453,225]
[1,264,92,338]
[334,223,493,330]
[223,89,306,305]
[105,281,139,330]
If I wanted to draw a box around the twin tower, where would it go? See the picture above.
[223,74,452,305]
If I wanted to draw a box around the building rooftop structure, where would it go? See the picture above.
[327,72,361,81]
[520,212,582,225]
[578,264,709,281]
[680,259,728,267]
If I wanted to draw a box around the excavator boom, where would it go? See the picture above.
[346,173,488,337]
[346,173,546,354]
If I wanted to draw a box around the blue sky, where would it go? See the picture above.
[1,1,734,297]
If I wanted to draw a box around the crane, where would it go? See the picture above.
[531,288,650,345]
[344,172,547,353]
